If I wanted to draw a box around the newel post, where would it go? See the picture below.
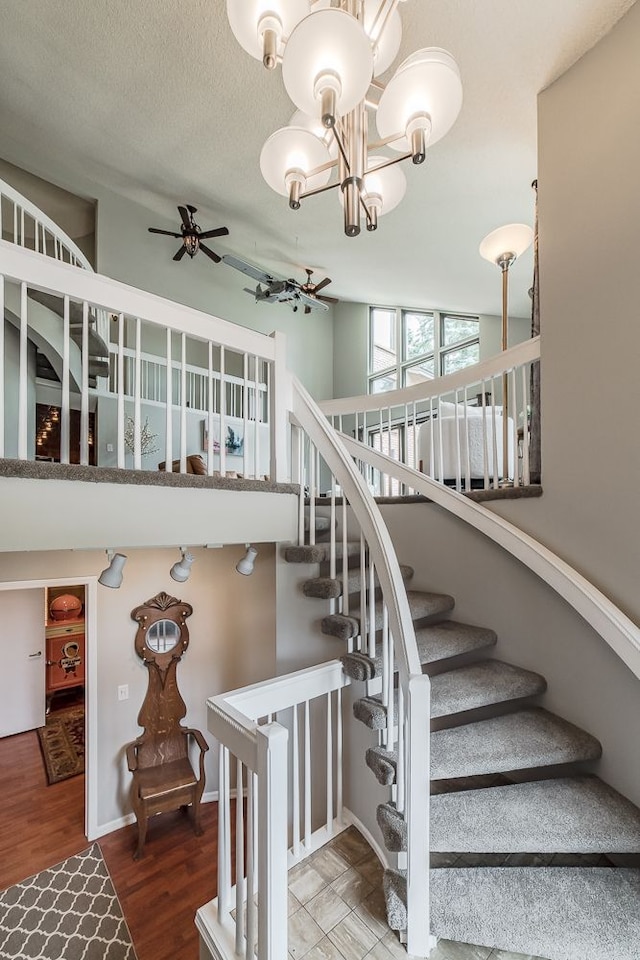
[256,722,289,960]
[405,673,437,957]
[269,330,291,483]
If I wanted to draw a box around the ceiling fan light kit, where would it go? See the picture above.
[226,0,463,237]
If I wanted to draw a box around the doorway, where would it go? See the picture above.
[0,576,97,845]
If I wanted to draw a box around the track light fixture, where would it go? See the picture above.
[98,550,127,589]
[170,547,195,583]
[236,545,258,577]
[227,0,463,237]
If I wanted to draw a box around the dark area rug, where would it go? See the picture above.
[0,844,137,959]
[37,705,84,784]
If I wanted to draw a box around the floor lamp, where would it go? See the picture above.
[479,223,533,484]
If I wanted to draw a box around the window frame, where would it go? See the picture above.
[368,306,480,394]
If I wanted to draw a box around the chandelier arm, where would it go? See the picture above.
[331,125,352,174]
[364,151,413,173]
[367,132,407,151]
[368,0,401,47]
[299,180,343,201]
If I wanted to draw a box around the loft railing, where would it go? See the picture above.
[319,337,541,493]
[0,178,93,271]
[0,240,288,480]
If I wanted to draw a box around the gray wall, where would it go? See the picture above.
[493,2,640,624]
[0,545,277,831]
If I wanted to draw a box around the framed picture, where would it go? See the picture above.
[201,421,244,456]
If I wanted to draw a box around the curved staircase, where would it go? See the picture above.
[285,520,640,960]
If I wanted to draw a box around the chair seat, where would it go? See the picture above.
[136,757,197,799]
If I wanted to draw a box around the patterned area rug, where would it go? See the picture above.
[37,706,85,784]
[0,844,136,959]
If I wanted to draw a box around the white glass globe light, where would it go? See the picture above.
[290,109,339,160]
[362,157,407,216]
[260,126,332,203]
[376,47,462,153]
[479,223,534,265]
[282,9,373,125]
[226,0,310,66]
[310,0,401,78]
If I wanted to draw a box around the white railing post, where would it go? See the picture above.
[269,330,290,483]
[256,722,289,960]
[405,672,435,957]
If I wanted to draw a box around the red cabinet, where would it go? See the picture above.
[45,618,85,693]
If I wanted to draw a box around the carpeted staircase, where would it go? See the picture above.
[285,518,640,960]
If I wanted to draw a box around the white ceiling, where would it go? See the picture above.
[0,0,634,318]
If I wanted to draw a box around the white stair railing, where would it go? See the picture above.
[0,177,94,271]
[0,240,286,480]
[197,661,350,960]
[319,337,541,493]
[290,376,434,957]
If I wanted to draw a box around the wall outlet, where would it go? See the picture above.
[117,684,129,701]
[106,443,114,453]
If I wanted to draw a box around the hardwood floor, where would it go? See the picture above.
[1,723,220,960]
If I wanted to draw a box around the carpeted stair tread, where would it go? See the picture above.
[365,708,602,785]
[322,590,455,641]
[284,541,362,564]
[432,708,602,781]
[430,775,640,853]
[341,619,497,681]
[303,514,332,534]
[352,660,546,730]
[303,564,414,600]
[378,776,640,855]
[428,866,640,960]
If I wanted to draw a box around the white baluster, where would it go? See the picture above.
[336,686,343,825]
[243,352,249,480]
[521,364,530,486]
[164,328,172,470]
[436,394,444,485]
[117,315,125,469]
[480,383,489,489]
[405,674,434,957]
[20,207,24,247]
[254,355,260,479]
[359,534,366,654]
[491,378,499,489]
[235,758,245,957]
[368,560,376,659]
[297,428,304,546]
[180,333,187,473]
[134,318,142,470]
[292,703,300,857]
[60,296,70,465]
[220,346,227,477]
[309,443,316,546]
[403,402,409,494]
[80,302,90,466]
[207,342,214,476]
[463,386,471,491]
[512,367,520,487]
[12,203,17,246]
[326,691,333,834]
[256,724,288,960]
[304,700,311,850]
[396,684,405,815]
[454,388,461,491]
[18,283,28,459]
[341,495,349,619]
[218,746,230,920]
[246,770,257,957]
[330,474,336,614]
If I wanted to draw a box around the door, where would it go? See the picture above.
[0,589,46,737]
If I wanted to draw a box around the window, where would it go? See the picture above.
[368,307,480,395]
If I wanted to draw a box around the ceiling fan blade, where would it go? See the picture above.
[173,245,187,262]
[177,205,191,229]
[199,242,221,263]
[148,228,182,237]
[186,204,198,215]
[313,276,332,293]
[198,227,230,240]
[318,294,339,304]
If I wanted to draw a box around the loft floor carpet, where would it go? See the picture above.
[0,844,137,960]
[37,705,84,784]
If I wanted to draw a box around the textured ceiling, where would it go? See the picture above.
[0,0,634,317]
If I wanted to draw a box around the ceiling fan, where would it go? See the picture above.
[223,256,338,313]
[148,205,229,263]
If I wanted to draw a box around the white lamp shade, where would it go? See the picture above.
[98,553,127,589]
[170,551,195,583]
[236,546,258,576]
[311,0,402,78]
[376,47,462,152]
[290,109,339,160]
[360,156,407,215]
[260,126,332,196]
[282,9,373,120]
[479,223,534,264]
[226,0,310,61]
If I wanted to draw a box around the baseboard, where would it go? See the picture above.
[90,789,244,841]
[342,806,390,869]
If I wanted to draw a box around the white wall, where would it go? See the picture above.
[493,2,640,623]
[0,545,277,831]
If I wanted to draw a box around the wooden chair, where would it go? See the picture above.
[125,592,209,859]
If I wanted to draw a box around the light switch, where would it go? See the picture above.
[118,684,129,701]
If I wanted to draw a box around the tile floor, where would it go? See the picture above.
[285,826,549,960]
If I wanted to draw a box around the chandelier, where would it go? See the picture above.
[227,1,463,237]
